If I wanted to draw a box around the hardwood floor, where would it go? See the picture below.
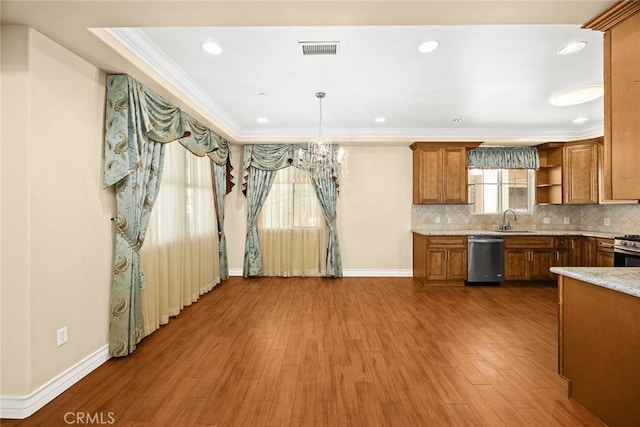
[3,277,604,426]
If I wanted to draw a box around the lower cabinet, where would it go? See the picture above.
[504,248,556,281]
[413,234,466,285]
[583,237,614,267]
[596,238,615,267]
[504,236,558,282]
[414,234,615,285]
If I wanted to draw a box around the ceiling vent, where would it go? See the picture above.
[299,41,340,56]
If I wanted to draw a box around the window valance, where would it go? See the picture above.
[468,146,539,170]
[103,74,234,193]
[241,144,340,195]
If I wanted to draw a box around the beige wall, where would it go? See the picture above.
[224,145,414,274]
[1,26,114,395]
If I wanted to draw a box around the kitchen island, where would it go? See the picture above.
[551,267,640,426]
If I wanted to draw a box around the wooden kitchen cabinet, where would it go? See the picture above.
[504,236,557,282]
[585,2,640,200]
[411,142,480,204]
[563,141,599,204]
[561,236,583,266]
[596,237,615,267]
[536,139,600,205]
[413,234,466,285]
[536,143,563,205]
[583,236,597,266]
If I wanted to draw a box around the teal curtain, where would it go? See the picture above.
[103,74,233,356]
[468,146,539,169]
[212,160,232,279]
[243,167,277,277]
[241,144,342,277]
[311,168,342,277]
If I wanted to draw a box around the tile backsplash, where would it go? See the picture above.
[412,203,640,234]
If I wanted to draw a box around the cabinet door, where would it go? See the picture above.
[564,144,598,204]
[597,251,615,267]
[425,249,447,280]
[609,12,640,200]
[568,237,583,266]
[442,148,467,204]
[413,233,428,282]
[553,249,569,269]
[447,249,467,280]
[583,237,597,266]
[504,249,528,280]
[413,148,443,204]
[530,250,554,281]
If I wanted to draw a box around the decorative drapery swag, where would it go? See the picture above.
[468,146,540,170]
[242,144,342,278]
[103,74,234,357]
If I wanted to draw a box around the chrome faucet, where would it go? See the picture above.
[500,209,518,231]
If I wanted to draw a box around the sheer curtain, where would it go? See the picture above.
[258,166,326,276]
[140,142,220,336]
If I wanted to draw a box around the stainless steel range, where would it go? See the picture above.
[614,235,640,267]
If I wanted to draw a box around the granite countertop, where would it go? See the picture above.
[550,267,640,298]
[411,229,618,238]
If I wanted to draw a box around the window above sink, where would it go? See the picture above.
[468,168,535,215]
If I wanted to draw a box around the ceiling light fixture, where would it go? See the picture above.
[557,41,588,55]
[257,117,268,123]
[375,117,386,123]
[572,116,588,124]
[201,41,222,55]
[418,40,440,53]
[549,84,603,106]
[298,92,333,174]
[452,117,464,123]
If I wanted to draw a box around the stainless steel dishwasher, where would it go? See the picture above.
[467,235,504,283]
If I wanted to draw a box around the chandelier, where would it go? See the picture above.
[307,91,333,174]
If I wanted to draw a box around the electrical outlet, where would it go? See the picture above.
[604,217,611,226]
[56,326,68,347]
[447,216,453,224]
[564,217,570,225]
[435,217,441,224]
[543,217,551,224]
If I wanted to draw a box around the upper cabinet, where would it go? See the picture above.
[536,138,600,205]
[585,1,640,200]
[563,139,599,204]
[411,142,480,204]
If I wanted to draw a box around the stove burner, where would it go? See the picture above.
[616,235,640,241]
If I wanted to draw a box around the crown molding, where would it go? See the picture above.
[105,28,241,136]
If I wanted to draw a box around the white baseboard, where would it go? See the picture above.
[228,268,243,277]
[0,344,110,419]
[342,269,413,277]
[228,268,413,278]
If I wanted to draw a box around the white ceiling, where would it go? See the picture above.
[2,0,616,146]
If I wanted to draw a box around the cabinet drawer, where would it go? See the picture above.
[426,235,466,248]
[554,237,569,248]
[596,238,614,253]
[504,236,555,249]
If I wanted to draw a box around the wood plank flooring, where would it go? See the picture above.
[3,277,604,426]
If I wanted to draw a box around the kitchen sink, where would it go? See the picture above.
[496,230,532,233]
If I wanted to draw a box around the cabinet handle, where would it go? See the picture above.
[556,251,559,262]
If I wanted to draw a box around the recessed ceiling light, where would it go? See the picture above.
[374,117,386,123]
[257,117,268,123]
[573,116,588,124]
[418,40,440,53]
[201,42,222,55]
[557,41,588,55]
[258,92,267,96]
[549,84,603,106]
[452,117,464,123]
